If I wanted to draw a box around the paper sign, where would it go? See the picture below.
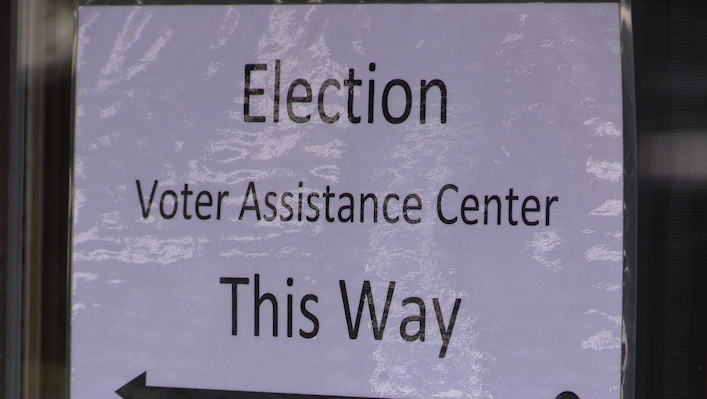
[72,4,623,399]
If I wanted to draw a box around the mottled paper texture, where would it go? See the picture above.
[72,4,622,399]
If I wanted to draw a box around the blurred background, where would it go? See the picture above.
[1,0,706,398]
[633,1,707,398]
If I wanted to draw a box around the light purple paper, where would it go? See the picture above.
[72,4,623,399]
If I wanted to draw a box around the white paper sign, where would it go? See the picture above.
[72,4,623,399]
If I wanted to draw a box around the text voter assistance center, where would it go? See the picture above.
[71,4,623,399]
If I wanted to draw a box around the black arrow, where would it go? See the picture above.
[116,372,393,399]
[117,372,581,399]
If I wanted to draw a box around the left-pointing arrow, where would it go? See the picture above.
[116,372,392,399]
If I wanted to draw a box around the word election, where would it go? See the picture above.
[220,276,462,358]
[136,180,560,226]
[244,60,447,125]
